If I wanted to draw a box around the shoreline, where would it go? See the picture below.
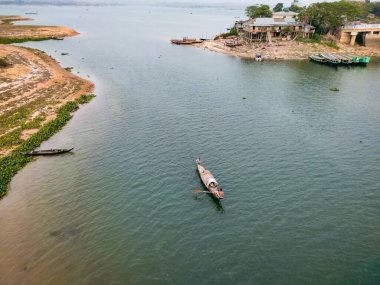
[0,16,94,198]
[194,39,380,61]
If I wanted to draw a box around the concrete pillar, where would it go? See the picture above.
[350,32,358,46]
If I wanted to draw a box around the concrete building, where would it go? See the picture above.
[340,23,380,48]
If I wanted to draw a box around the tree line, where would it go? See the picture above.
[245,1,380,35]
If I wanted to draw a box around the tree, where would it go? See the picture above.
[370,2,380,16]
[298,1,370,35]
[273,3,284,12]
[288,4,304,13]
[245,5,272,18]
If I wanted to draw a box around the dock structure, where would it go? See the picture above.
[340,23,380,48]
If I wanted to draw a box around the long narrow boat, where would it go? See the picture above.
[170,37,203,45]
[320,53,340,65]
[196,158,224,200]
[25,148,74,156]
[309,54,327,63]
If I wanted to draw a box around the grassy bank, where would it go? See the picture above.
[0,37,52,44]
[0,94,95,199]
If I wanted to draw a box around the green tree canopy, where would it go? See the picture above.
[288,4,304,13]
[298,1,370,35]
[273,3,284,12]
[370,2,380,16]
[245,4,272,18]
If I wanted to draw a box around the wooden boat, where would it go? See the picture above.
[25,148,74,156]
[170,37,203,45]
[335,54,352,64]
[196,158,224,199]
[320,53,340,64]
[352,56,370,64]
[309,54,327,63]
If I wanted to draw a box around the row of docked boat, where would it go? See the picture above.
[309,53,370,65]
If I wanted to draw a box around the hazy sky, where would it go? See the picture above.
[0,0,336,5]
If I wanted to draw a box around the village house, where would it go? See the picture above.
[237,16,315,43]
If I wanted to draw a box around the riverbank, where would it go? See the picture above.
[0,15,78,43]
[0,16,94,198]
[195,39,380,60]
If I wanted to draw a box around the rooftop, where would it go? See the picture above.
[249,18,298,27]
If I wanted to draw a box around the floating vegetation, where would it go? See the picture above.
[61,53,69,56]
[330,87,339,92]
[0,94,95,199]
[242,97,247,100]
[64,67,73,72]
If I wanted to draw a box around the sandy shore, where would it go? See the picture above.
[195,39,380,60]
[0,17,93,156]
[0,15,78,39]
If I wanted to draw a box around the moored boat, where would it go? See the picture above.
[309,53,371,66]
[25,148,74,156]
[320,53,340,64]
[170,37,203,45]
[196,158,224,200]
[309,54,327,63]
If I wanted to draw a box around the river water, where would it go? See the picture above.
[1,5,380,285]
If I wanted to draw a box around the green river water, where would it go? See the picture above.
[0,4,379,285]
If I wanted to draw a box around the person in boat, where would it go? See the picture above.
[218,188,224,197]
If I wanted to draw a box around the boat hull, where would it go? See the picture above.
[25,148,74,156]
[196,160,223,200]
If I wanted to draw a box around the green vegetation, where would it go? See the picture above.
[64,67,74,72]
[0,94,95,199]
[0,98,48,133]
[245,4,272,18]
[0,115,45,148]
[0,37,52,44]
[215,27,238,40]
[298,1,370,35]
[0,129,23,149]
[323,41,339,50]
[296,33,321,43]
[330,87,339,92]
[371,2,380,17]
[273,3,284,13]
[296,33,339,49]
[0,57,9,67]
[288,4,304,13]
[76,94,96,104]
[21,114,46,130]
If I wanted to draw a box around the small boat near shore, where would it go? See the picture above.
[196,158,224,200]
[309,54,327,63]
[170,37,203,45]
[25,148,74,156]
[309,53,370,66]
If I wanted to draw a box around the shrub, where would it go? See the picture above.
[0,57,9,67]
